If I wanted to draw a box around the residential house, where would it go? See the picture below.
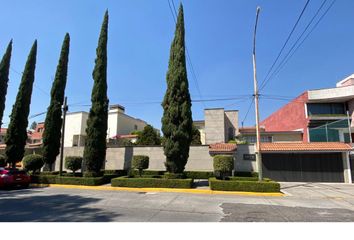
[64,104,148,147]
[193,108,239,144]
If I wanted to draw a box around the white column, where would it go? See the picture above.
[343,152,352,184]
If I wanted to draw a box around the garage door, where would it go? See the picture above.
[262,153,344,182]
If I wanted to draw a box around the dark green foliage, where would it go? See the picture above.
[65,156,82,173]
[184,171,214,179]
[107,138,134,147]
[103,169,127,176]
[213,155,234,180]
[136,125,161,145]
[131,155,149,177]
[83,11,109,174]
[0,40,12,128]
[42,34,70,170]
[234,171,258,177]
[163,172,186,179]
[0,154,6,167]
[129,169,165,176]
[111,176,193,189]
[30,121,37,130]
[31,175,106,186]
[22,154,44,173]
[209,178,280,192]
[83,171,103,178]
[161,4,193,173]
[5,41,37,167]
[191,124,202,145]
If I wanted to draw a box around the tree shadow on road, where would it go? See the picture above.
[0,192,121,222]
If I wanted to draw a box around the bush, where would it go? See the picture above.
[213,155,234,180]
[0,154,6,167]
[130,170,165,176]
[31,175,107,186]
[111,176,193,188]
[209,178,280,192]
[22,154,44,173]
[131,155,149,176]
[65,156,83,173]
[184,171,214,179]
[163,172,186,179]
[234,172,258,177]
[103,169,127,175]
[83,171,103,178]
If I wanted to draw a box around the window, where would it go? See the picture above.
[244,135,272,143]
[307,103,345,116]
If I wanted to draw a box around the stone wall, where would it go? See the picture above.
[54,145,256,173]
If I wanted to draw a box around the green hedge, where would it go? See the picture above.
[129,170,165,176]
[184,171,214,179]
[209,178,280,192]
[103,170,127,175]
[234,172,258,177]
[31,175,106,186]
[111,176,193,189]
[228,177,271,182]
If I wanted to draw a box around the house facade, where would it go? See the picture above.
[64,104,148,147]
[261,74,354,143]
[194,108,238,144]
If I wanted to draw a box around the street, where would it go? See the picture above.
[1,183,354,222]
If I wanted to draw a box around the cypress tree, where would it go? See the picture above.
[0,40,12,128]
[161,4,193,174]
[83,11,109,175]
[136,125,161,146]
[42,33,70,170]
[5,41,37,168]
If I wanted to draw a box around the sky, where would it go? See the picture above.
[0,0,354,131]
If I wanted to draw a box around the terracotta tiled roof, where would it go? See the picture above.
[209,143,237,153]
[261,142,352,152]
[0,128,7,134]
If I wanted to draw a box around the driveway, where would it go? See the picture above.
[1,182,354,222]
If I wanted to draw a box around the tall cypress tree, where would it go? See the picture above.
[0,40,12,128]
[42,33,70,171]
[161,4,193,174]
[83,11,109,175]
[5,41,37,168]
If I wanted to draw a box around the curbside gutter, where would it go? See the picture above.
[30,183,284,197]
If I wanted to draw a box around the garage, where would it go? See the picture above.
[260,142,352,183]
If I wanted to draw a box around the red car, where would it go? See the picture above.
[0,168,31,189]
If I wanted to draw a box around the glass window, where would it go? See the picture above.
[307,103,345,116]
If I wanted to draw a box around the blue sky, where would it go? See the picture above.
[0,0,353,130]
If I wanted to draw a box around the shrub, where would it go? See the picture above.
[31,175,107,186]
[0,154,6,167]
[22,154,44,174]
[234,171,258,177]
[103,169,127,175]
[111,176,193,188]
[209,178,280,192]
[131,155,149,177]
[163,172,186,179]
[65,156,83,174]
[213,155,234,180]
[130,170,165,176]
[184,171,214,179]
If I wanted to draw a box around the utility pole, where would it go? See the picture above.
[253,6,263,181]
[59,97,68,176]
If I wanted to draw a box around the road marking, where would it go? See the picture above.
[30,184,284,197]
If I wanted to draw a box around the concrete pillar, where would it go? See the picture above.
[343,152,352,184]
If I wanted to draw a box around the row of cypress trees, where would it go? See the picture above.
[0,4,193,176]
[0,11,109,173]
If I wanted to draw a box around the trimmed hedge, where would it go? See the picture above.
[131,155,149,176]
[184,171,214,179]
[111,176,193,189]
[22,154,44,173]
[65,156,83,173]
[234,172,258,177]
[209,178,280,192]
[228,177,271,182]
[31,175,106,186]
[103,170,127,175]
[213,155,234,180]
[129,170,165,176]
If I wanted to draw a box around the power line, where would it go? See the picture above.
[259,0,311,90]
[259,0,335,92]
[241,97,255,128]
[260,0,337,89]
[10,67,50,96]
[167,0,206,108]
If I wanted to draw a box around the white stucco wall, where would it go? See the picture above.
[64,112,88,147]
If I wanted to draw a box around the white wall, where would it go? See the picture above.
[64,112,88,147]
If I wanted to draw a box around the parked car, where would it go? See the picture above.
[0,168,31,189]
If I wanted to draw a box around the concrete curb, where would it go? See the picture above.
[30,183,284,197]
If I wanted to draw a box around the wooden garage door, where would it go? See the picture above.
[262,153,344,182]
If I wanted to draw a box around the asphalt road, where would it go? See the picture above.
[1,182,354,222]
